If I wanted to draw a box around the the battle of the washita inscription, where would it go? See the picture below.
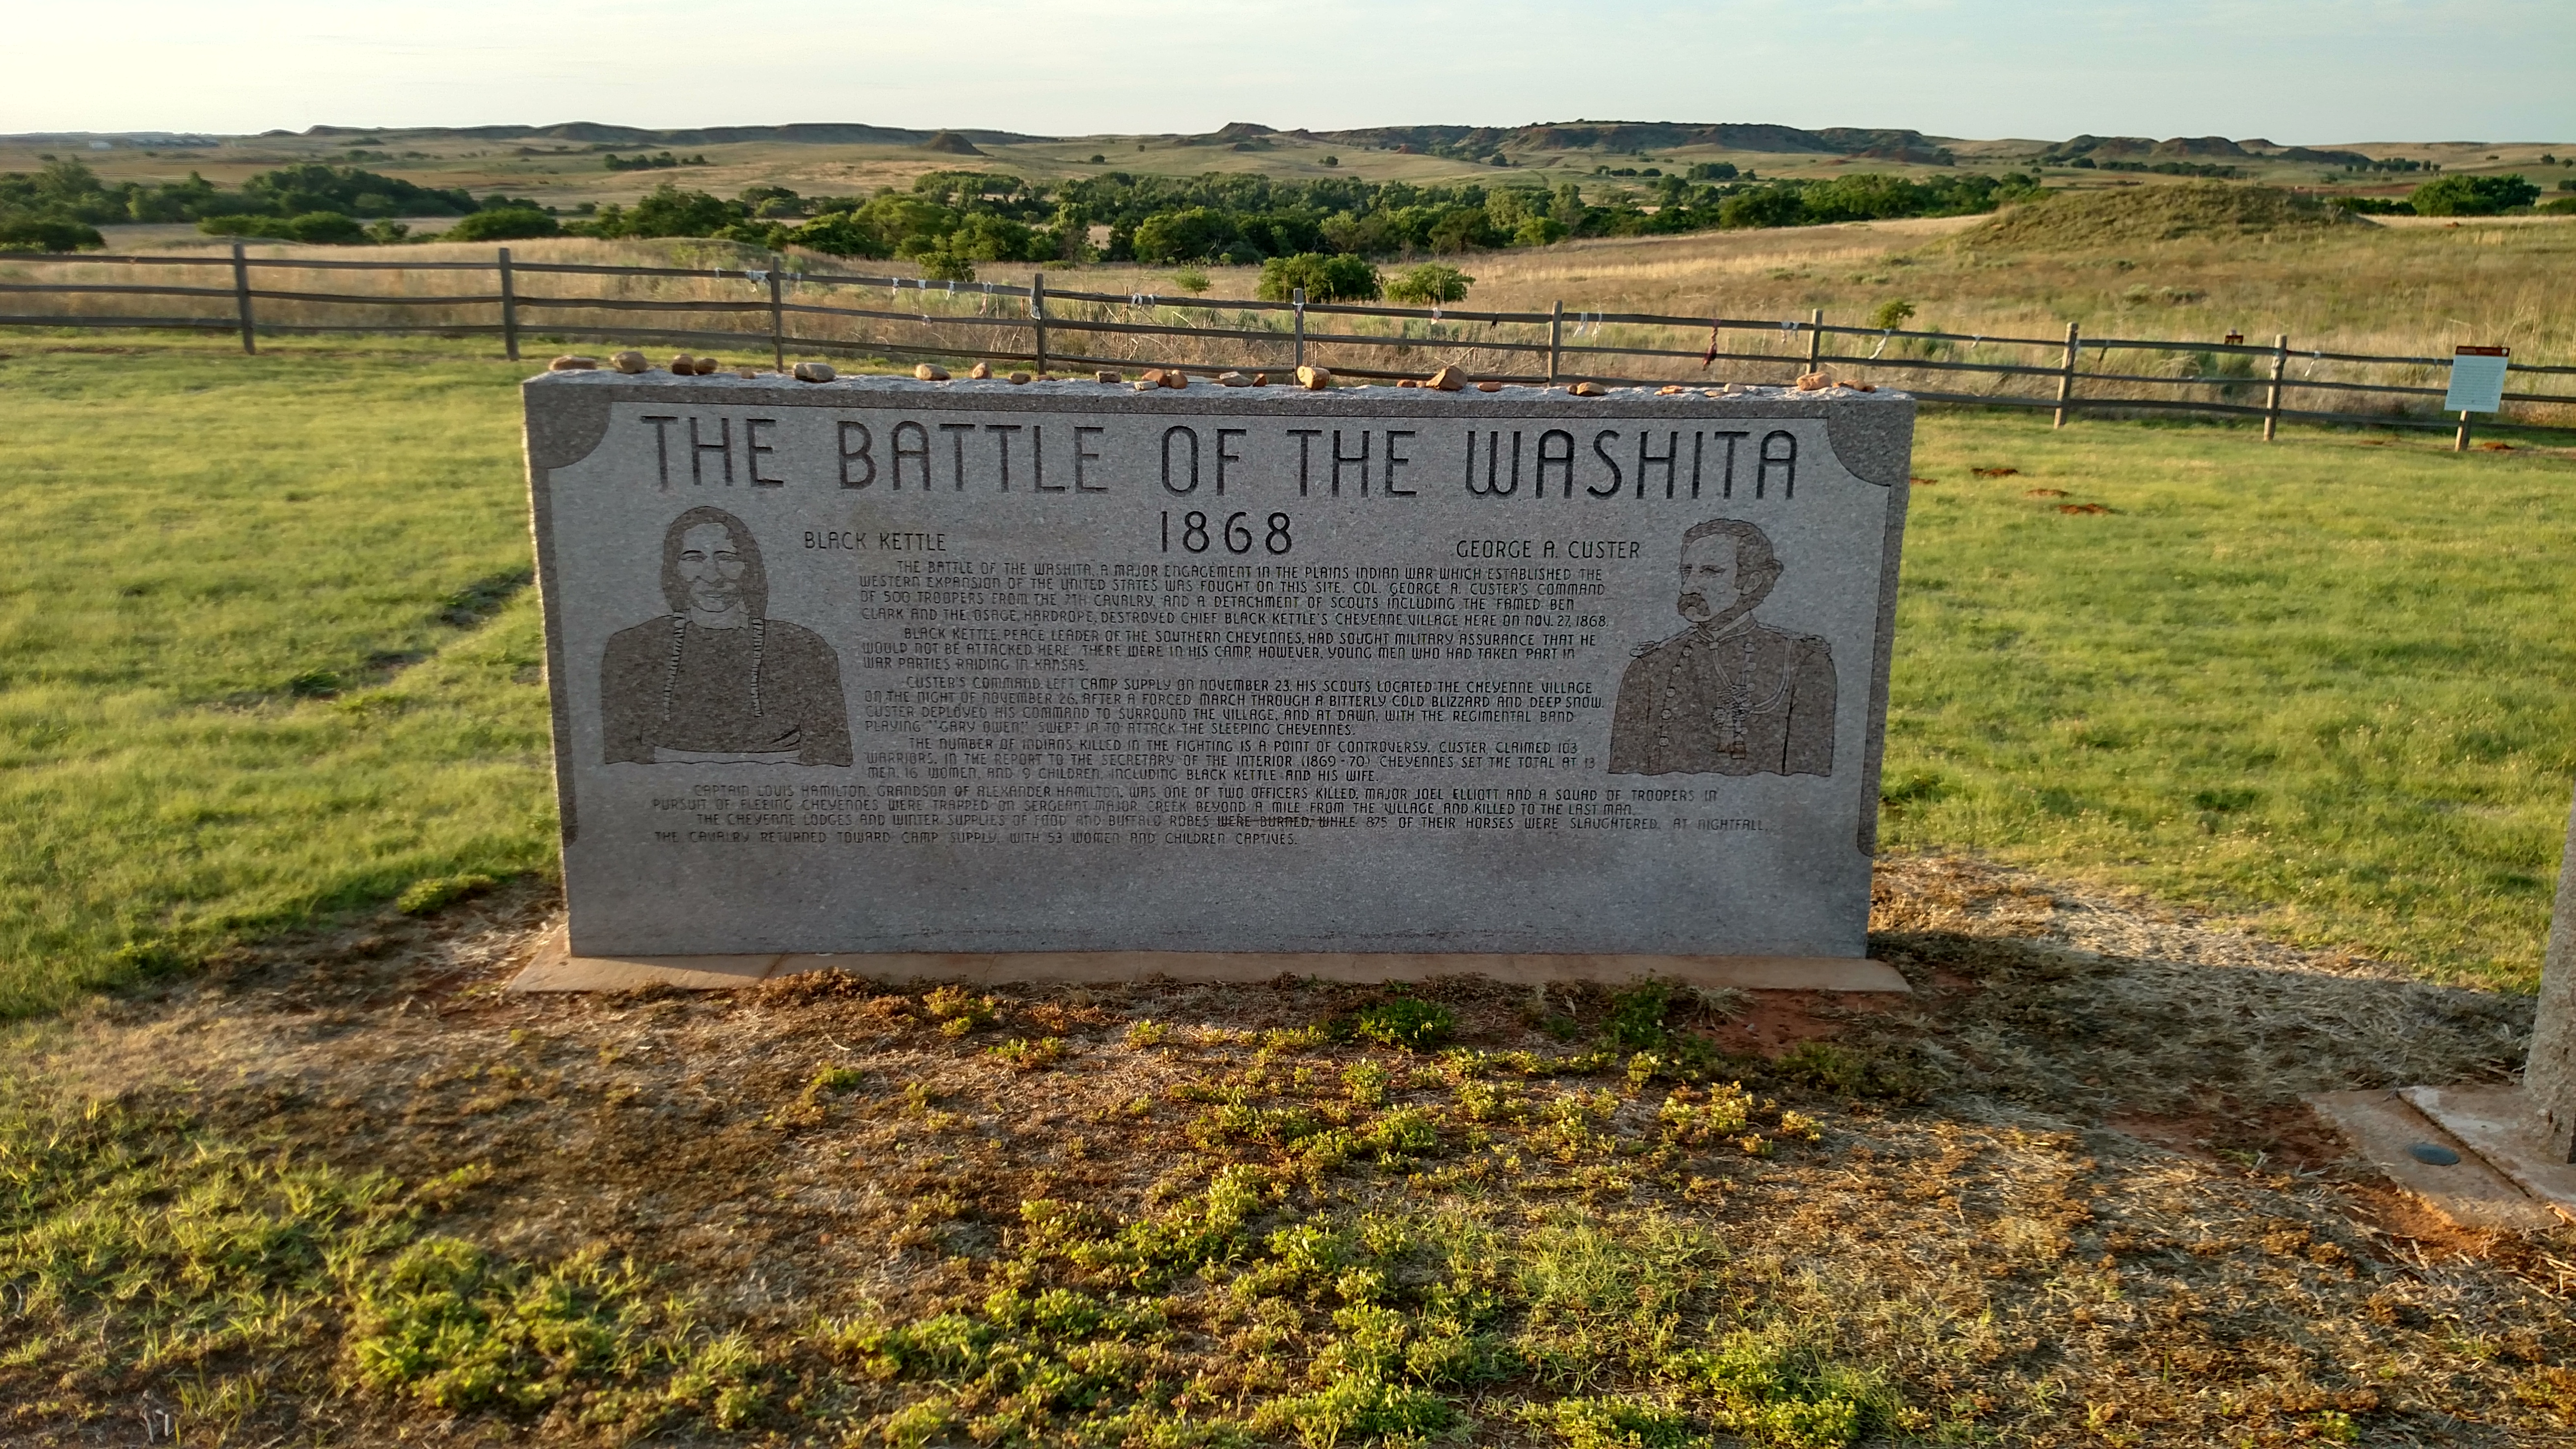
[524,373,1914,963]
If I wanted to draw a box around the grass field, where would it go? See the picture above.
[3,337,2573,1017]
[0,341,553,1017]
[5,337,2576,1446]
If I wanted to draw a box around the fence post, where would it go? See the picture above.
[2263,334,2287,441]
[1547,300,1564,385]
[2053,322,2081,429]
[497,247,519,362]
[1292,287,1306,369]
[1031,271,1048,375]
[767,256,786,374]
[230,242,256,355]
[1805,308,1823,374]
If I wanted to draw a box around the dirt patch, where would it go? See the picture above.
[2,856,2567,1447]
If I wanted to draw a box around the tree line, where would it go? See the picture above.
[0,159,544,250]
[0,157,2045,296]
[547,168,2046,295]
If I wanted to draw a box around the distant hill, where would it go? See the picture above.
[1304,120,1954,162]
[2040,134,2375,167]
[1956,183,2360,249]
[293,121,1049,146]
[4,120,2466,170]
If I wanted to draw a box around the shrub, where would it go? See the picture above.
[2410,173,2540,216]
[1256,251,1381,303]
[1171,267,1210,293]
[622,184,737,238]
[444,208,558,242]
[1387,263,1473,306]
[198,211,368,244]
[915,244,976,283]
[1511,215,1568,246]
[787,211,892,259]
[1718,186,1807,229]
[1132,206,1239,263]
[2540,196,2576,215]
[1425,204,1503,252]
[281,211,367,244]
[0,215,104,251]
[2332,196,2415,215]
[1867,298,1916,331]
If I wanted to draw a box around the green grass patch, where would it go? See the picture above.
[0,1058,766,1439]
[0,342,555,1016]
[1,339,2572,1013]
[1888,412,2576,987]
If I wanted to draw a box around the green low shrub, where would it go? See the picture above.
[2410,173,2540,216]
[0,215,105,251]
[444,208,558,242]
[1256,251,1381,303]
[1387,263,1474,306]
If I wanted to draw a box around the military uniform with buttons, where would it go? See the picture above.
[1608,615,1836,777]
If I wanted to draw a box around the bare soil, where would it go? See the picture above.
[9,854,2574,1446]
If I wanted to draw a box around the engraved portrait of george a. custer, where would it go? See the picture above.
[1608,518,1835,777]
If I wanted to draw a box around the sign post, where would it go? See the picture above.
[2444,345,2510,451]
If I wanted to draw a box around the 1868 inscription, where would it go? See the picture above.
[527,374,1913,963]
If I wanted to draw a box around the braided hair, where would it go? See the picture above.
[650,507,772,735]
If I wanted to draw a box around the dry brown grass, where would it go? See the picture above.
[4,857,2569,1446]
[13,209,2573,425]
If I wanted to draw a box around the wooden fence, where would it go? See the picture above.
[6,243,2572,444]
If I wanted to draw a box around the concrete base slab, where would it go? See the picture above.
[2402,1085,2576,1222]
[511,931,779,993]
[507,928,1913,995]
[2309,1089,2568,1233]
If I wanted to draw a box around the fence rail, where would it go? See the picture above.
[4,244,2571,445]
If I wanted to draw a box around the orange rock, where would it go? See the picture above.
[1396,378,1421,388]
[1567,380,1605,397]
[1427,365,1467,391]
[1475,380,1503,393]
[1008,371,1032,384]
[610,350,649,374]
[915,362,950,381]
[1162,369,1189,389]
[1795,372,1830,391]
[1296,366,1333,391]
[547,354,598,371]
[694,356,723,375]
[968,361,993,379]
[670,353,696,373]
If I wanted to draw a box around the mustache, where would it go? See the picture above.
[1678,590,1710,611]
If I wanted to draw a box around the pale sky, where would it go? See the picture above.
[12,0,2572,143]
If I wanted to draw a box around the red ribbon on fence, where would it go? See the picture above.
[1700,323,1721,369]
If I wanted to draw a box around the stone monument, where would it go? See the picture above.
[2533,795,2576,1161]
[519,370,1916,988]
